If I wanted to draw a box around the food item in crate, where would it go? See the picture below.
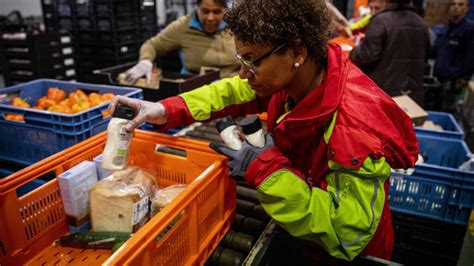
[117,67,161,89]
[58,161,99,232]
[12,96,30,108]
[4,97,30,122]
[57,231,132,249]
[421,120,443,131]
[102,104,136,170]
[47,87,66,102]
[391,153,425,175]
[6,87,116,116]
[151,185,187,216]
[90,167,157,233]
[93,154,114,180]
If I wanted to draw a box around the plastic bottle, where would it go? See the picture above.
[102,104,136,170]
[239,115,265,148]
[216,116,242,150]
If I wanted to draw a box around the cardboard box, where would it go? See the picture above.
[392,95,428,126]
[58,161,98,219]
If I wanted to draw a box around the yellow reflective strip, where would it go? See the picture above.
[276,111,291,124]
[324,111,338,144]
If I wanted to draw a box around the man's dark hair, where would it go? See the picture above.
[197,0,228,8]
[225,0,331,63]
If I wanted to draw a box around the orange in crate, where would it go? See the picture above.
[0,130,236,265]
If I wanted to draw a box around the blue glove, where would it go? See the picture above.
[210,134,275,180]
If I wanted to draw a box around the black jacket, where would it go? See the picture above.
[350,4,430,106]
[433,17,474,81]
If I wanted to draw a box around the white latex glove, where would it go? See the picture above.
[109,95,167,132]
[125,60,153,84]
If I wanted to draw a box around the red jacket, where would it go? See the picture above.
[161,43,418,260]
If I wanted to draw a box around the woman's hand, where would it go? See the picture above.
[125,60,153,84]
[209,134,275,181]
[109,96,167,132]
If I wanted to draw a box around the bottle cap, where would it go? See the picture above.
[216,116,236,133]
[112,104,136,120]
[239,115,262,135]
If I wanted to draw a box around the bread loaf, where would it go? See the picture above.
[151,185,186,216]
[90,167,157,232]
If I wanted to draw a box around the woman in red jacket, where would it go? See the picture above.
[110,0,418,261]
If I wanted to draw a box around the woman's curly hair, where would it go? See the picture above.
[225,0,332,63]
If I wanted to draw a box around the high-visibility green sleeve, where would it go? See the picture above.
[180,76,257,121]
[256,156,390,261]
[350,15,372,31]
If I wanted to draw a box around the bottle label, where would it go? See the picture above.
[132,196,150,225]
[113,128,132,166]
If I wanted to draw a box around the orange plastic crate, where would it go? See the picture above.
[0,130,236,265]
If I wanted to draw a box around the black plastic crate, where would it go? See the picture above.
[7,67,76,81]
[1,32,73,56]
[93,0,139,17]
[75,0,93,17]
[424,76,443,111]
[90,62,220,101]
[139,14,157,25]
[5,56,75,72]
[391,211,466,265]
[76,17,95,30]
[0,32,76,86]
[41,0,76,31]
[77,29,139,44]
[75,55,135,70]
[96,16,138,31]
[4,45,73,61]
[76,42,139,58]
[1,31,72,48]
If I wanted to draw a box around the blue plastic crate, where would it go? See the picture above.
[0,79,143,165]
[415,111,464,139]
[389,135,474,225]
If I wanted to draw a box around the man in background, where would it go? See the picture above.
[350,0,430,107]
[432,0,474,113]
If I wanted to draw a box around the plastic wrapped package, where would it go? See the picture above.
[90,167,157,233]
[151,185,187,216]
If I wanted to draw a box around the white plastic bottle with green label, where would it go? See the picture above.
[102,104,136,170]
[216,116,242,150]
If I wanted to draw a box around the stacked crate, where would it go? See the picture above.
[389,112,473,265]
[42,0,76,32]
[41,0,158,81]
[0,31,76,86]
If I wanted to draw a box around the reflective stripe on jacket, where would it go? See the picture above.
[159,43,418,260]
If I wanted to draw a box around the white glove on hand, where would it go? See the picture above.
[125,60,153,84]
[109,95,167,132]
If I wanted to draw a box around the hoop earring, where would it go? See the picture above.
[294,62,300,68]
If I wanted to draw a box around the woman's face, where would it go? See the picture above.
[197,0,226,33]
[234,39,296,97]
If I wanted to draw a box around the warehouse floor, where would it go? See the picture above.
[458,225,474,266]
